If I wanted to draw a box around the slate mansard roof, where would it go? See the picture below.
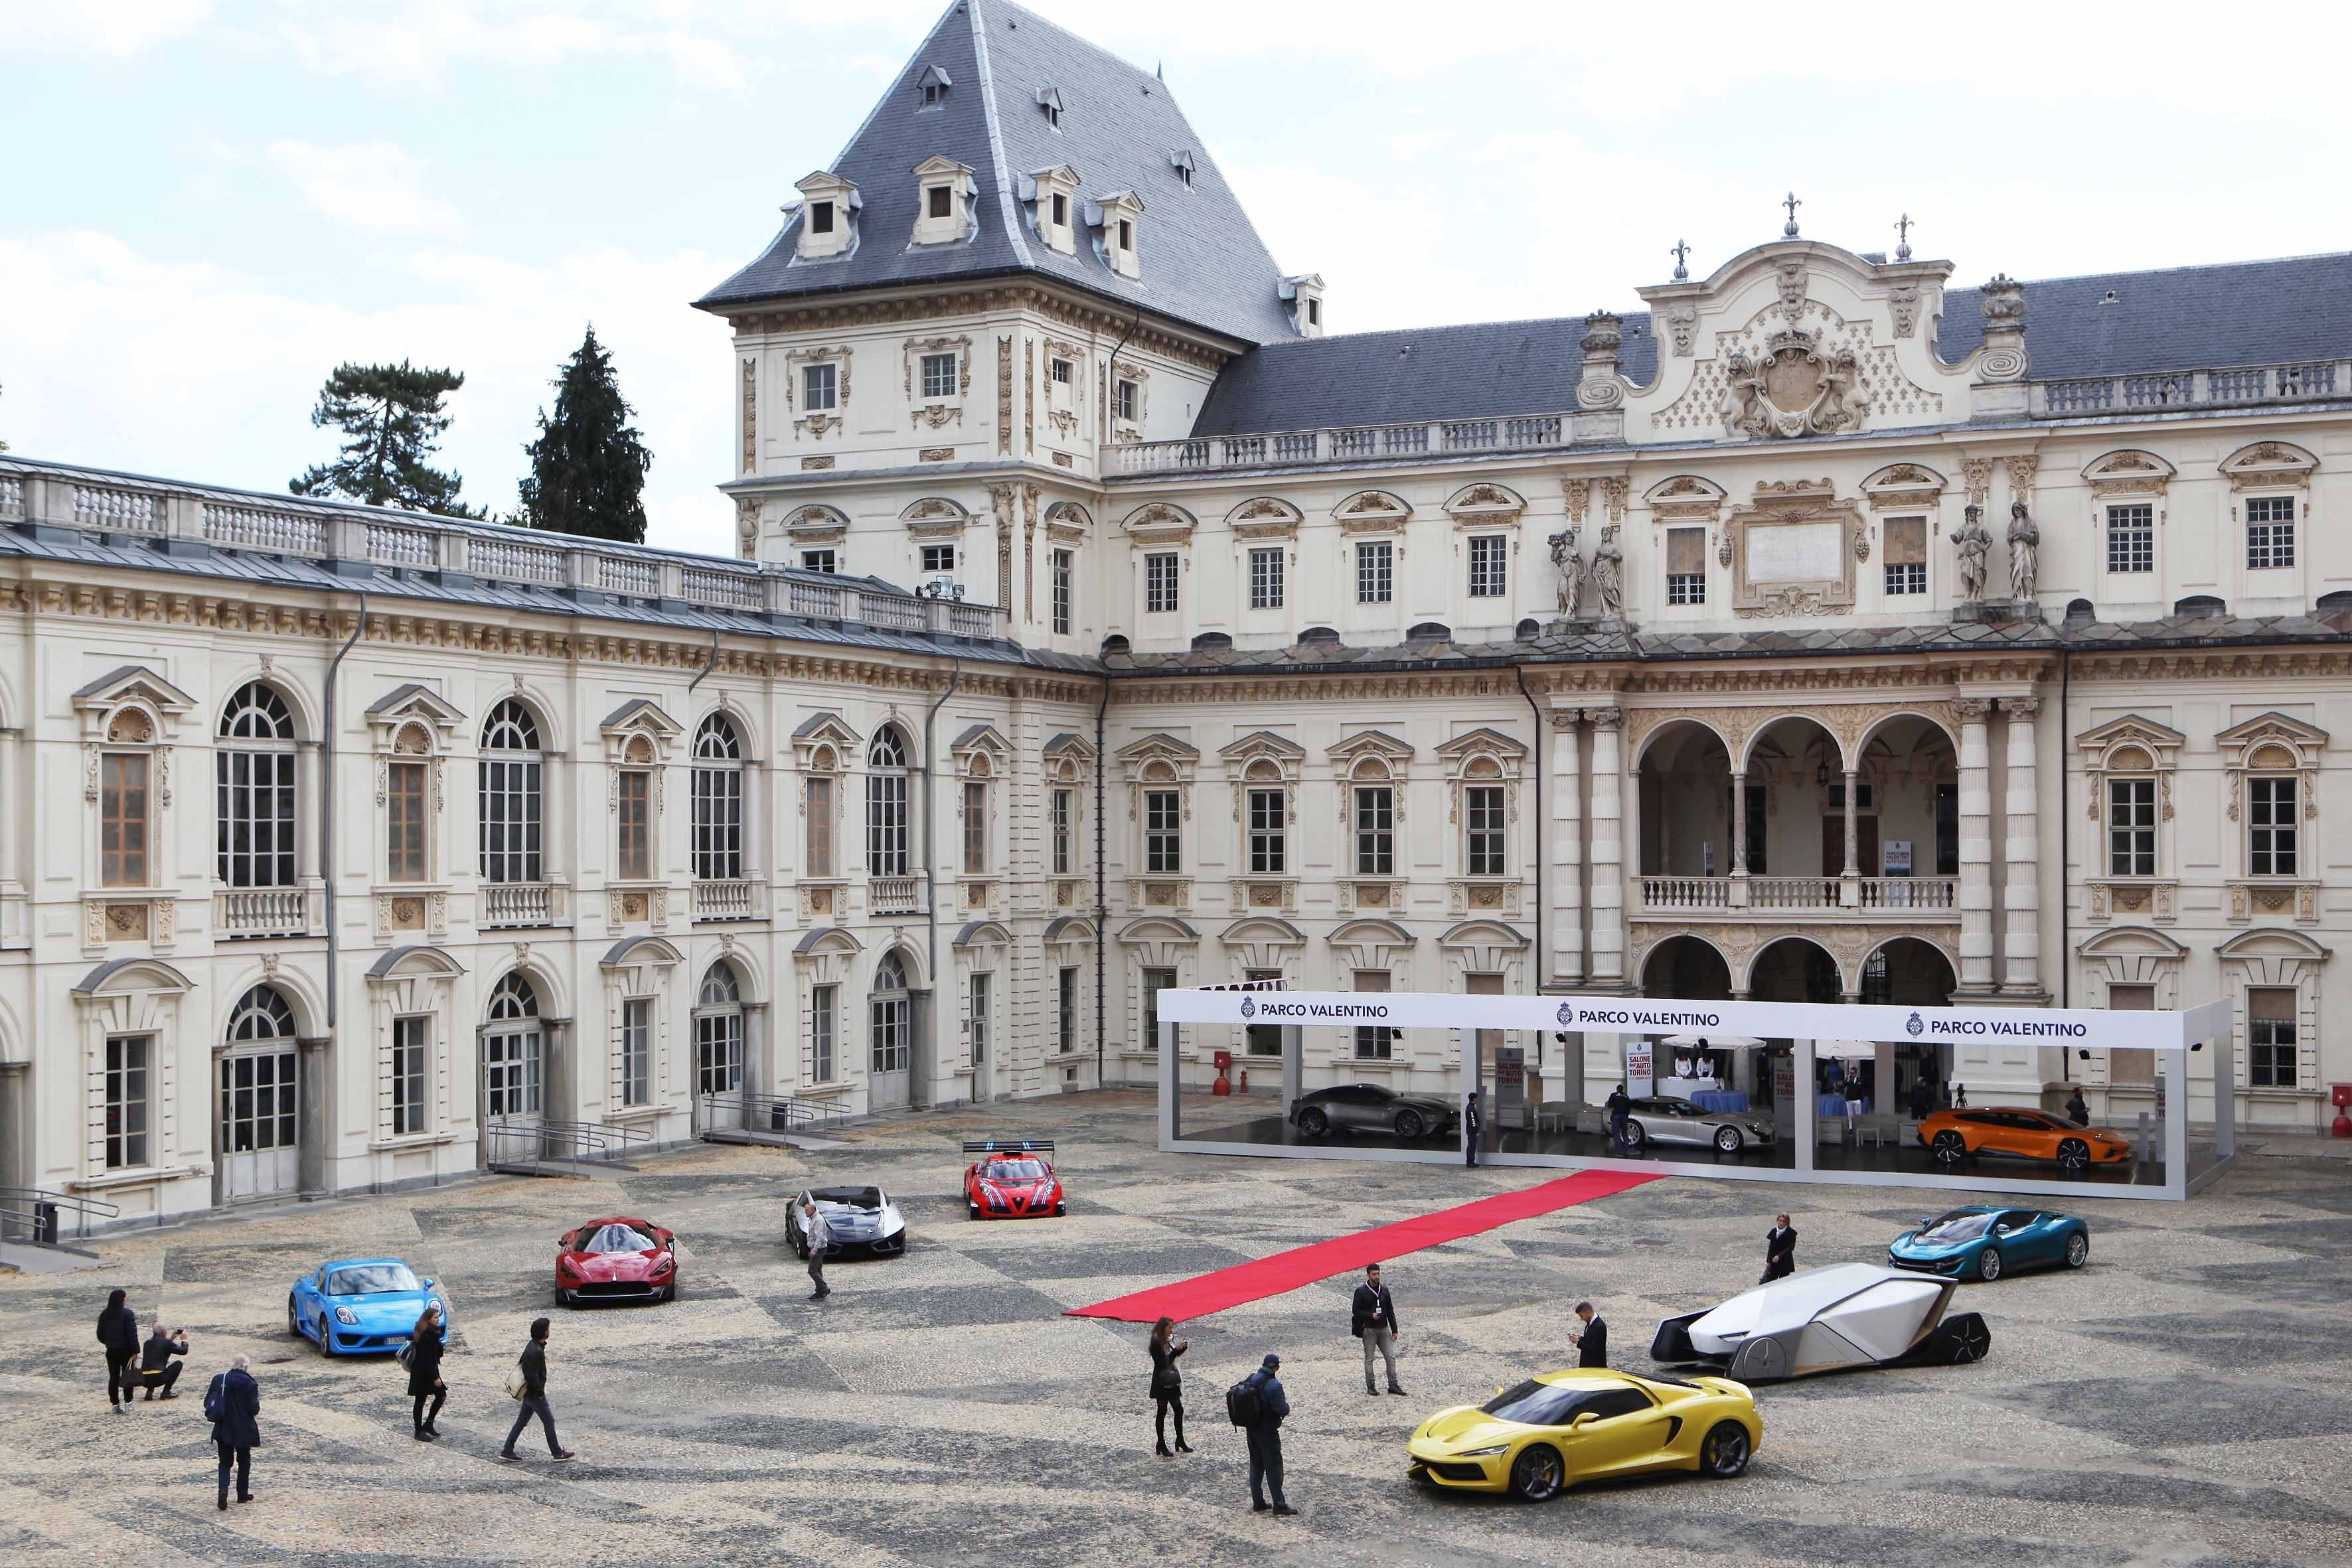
[695,0,1298,347]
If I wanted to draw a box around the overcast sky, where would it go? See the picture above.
[3,0,2342,557]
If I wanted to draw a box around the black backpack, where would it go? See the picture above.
[203,1373,226,1423]
[1225,1370,1263,1428]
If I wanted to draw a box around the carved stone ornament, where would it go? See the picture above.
[1646,474,1723,523]
[1975,274,2029,380]
[2006,499,2040,601]
[1547,526,1584,616]
[1774,259,1809,321]
[1727,478,1861,618]
[1887,282,1922,339]
[996,335,1013,455]
[2084,449,2175,501]
[1664,302,1698,358]
[1952,505,1992,603]
[2219,440,2319,493]
[1960,457,1993,509]
[1590,526,1624,618]
[1861,462,1946,514]
[740,358,757,475]
[1721,330,1871,439]
[734,497,762,558]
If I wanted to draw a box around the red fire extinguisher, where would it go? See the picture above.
[1212,1050,1233,1096]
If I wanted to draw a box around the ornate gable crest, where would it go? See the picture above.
[2219,441,2318,493]
[2082,449,2176,500]
[1859,461,1947,512]
[1644,473,1725,523]
[1724,328,1870,439]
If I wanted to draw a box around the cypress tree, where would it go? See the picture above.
[515,326,653,544]
[290,360,482,517]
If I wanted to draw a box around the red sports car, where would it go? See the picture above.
[555,1216,678,1306]
[962,1140,1067,1220]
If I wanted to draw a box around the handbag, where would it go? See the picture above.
[396,1341,414,1372]
[503,1364,530,1401]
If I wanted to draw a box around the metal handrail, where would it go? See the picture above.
[481,1119,652,1164]
[698,1091,852,1137]
[0,1186,121,1243]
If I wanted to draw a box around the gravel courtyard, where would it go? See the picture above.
[4,1089,2349,1567]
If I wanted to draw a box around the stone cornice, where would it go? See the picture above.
[721,281,1233,373]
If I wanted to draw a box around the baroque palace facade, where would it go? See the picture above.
[7,0,2352,1225]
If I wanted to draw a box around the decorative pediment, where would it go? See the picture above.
[1226,496,1301,539]
[1121,502,1196,541]
[1326,730,1416,773]
[1117,915,1197,945]
[783,503,850,543]
[362,682,463,741]
[1116,732,1200,781]
[789,710,862,769]
[1335,490,1411,533]
[600,698,682,749]
[1043,500,1093,540]
[2219,440,2318,493]
[1644,473,1725,522]
[1218,730,1306,761]
[2217,711,2327,770]
[2215,926,2332,964]
[1859,461,1947,512]
[901,497,972,539]
[1444,482,1526,528]
[1435,727,1528,773]
[2075,714,2186,771]
[950,722,1012,763]
[2082,449,2175,500]
[600,935,684,971]
[72,665,195,740]
[1043,730,1097,765]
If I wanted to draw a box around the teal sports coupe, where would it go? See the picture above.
[1888,1206,2088,1282]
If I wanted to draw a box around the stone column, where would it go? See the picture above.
[2001,695,2043,997]
[295,1036,329,1198]
[1955,698,1997,995]
[1729,769,1748,875]
[1840,766,1862,907]
[1549,710,1584,984]
[1586,708,1627,988]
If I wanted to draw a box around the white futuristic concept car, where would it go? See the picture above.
[1650,1263,1990,1382]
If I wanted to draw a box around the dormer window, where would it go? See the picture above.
[1036,86,1063,130]
[929,186,953,219]
[909,155,975,246]
[1052,193,1067,226]
[792,171,860,261]
[1170,149,1196,191]
[1307,298,1320,326]
[1089,190,1145,279]
[810,200,834,234]
[1118,219,1133,250]
[1025,163,1081,256]
[1280,272,1326,338]
[917,64,952,110]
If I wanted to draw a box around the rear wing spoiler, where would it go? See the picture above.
[962,1140,1056,1154]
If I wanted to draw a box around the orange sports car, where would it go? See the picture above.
[1919,1107,2132,1172]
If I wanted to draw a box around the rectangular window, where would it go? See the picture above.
[811,984,836,1083]
[1884,516,1927,595]
[805,776,834,878]
[390,1016,428,1136]
[1115,378,1138,422]
[100,752,149,888]
[970,972,990,1066]
[2248,775,2298,876]
[1144,551,1179,613]
[1353,971,1393,1059]
[1050,193,1067,228]
[1249,547,1284,609]
[809,200,834,234]
[1050,355,1072,386]
[1307,297,1321,327]
[1354,785,1394,874]
[1468,534,1508,598]
[2249,986,2298,1089]
[1357,541,1393,604]
[1247,786,1287,874]
[2106,505,2154,574]
[2246,496,2296,570]
[801,548,836,574]
[1057,967,1077,1054]
[692,764,742,882]
[1142,967,1177,1050]
[617,771,651,880]
[2108,777,2157,876]
[1466,784,1507,875]
[927,184,953,219]
[921,543,955,575]
[386,761,428,882]
[1052,548,1073,635]
[217,747,295,888]
[620,998,651,1107]
[963,779,988,874]
[1144,789,1182,873]
[802,362,837,411]
[921,351,957,400]
[1117,218,1133,252]
[104,1034,150,1169]
[1052,787,1073,876]
[1733,781,1768,876]
[1666,526,1706,605]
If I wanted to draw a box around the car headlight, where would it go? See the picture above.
[558,1258,582,1277]
[1457,1445,1511,1458]
[651,1255,673,1274]
[333,1306,358,1325]
[425,1296,443,1315]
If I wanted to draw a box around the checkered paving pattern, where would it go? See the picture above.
[5,1090,2349,1566]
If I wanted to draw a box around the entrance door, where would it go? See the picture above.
[218,1049,299,1202]
[695,962,746,1131]
[1244,968,1283,1057]
[869,954,911,1110]
[1820,817,1879,878]
[481,973,545,1166]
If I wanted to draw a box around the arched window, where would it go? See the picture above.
[867,727,909,878]
[694,960,744,1098]
[482,972,543,1121]
[961,752,990,874]
[479,700,544,885]
[220,985,297,1184]
[692,713,744,882]
[870,953,909,1075]
[217,682,297,888]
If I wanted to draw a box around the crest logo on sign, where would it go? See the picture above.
[1557,1002,1573,1026]
[1905,1010,1923,1038]
[1239,997,1256,1020]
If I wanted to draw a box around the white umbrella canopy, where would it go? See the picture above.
[1813,1039,1879,1058]
[1658,1033,1767,1049]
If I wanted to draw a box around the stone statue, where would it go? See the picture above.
[1721,350,1768,439]
[2006,497,2039,602]
[1591,526,1624,618]
[1547,526,1584,616]
[1954,504,1992,603]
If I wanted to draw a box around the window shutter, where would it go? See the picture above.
[2250,986,2294,1024]
[1885,516,1926,565]
[1666,528,1705,574]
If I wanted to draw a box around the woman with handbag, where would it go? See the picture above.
[1148,1316,1192,1458]
[97,1288,139,1413]
[406,1304,448,1441]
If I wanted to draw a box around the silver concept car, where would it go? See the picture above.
[1650,1263,1990,1381]
[1616,1095,1776,1154]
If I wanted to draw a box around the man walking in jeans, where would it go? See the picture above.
[1241,1353,1295,1517]
[801,1196,832,1301]
[1352,1264,1405,1396]
[499,1317,575,1463]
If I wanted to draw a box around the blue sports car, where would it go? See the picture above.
[287,1257,448,1356]
[1887,1206,2088,1283]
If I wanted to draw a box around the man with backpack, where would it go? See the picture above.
[1227,1352,1296,1517]
[203,1354,262,1510]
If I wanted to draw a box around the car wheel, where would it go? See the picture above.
[287,1296,301,1339]
[1393,1109,1425,1141]
[315,1316,333,1358]
[1699,1421,1751,1478]
[2056,1138,2090,1172]
[1942,1313,1992,1363]
[1296,1107,1329,1138]
[967,1202,982,1221]
[1931,1130,1968,1165]
[1506,1443,1565,1502]
[661,1284,676,1304]
[793,1229,809,1259]
[1621,1123,1647,1151]
[2064,1231,2090,1269]
[1713,1125,1743,1154]
[1977,1247,2003,1283]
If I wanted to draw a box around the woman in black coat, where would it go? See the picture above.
[97,1288,139,1412]
[1148,1316,1192,1457]
[407,1304,448,1440]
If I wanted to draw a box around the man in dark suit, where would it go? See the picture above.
[1605,1083,1632,1148]
[1351,1263,1405,1396]
[1462,1091,1483,1168]
[206,1353,262,1510]
[1571,1301,1608,1368]
[1763,1215,1797,1282]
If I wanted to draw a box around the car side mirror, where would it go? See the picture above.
[1570,1412,1597,1429]
[422,1278,435,1289]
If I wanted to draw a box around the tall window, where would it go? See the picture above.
[2248,776,2298,876]
[1247,785,1286,873]
[620,998,652,1107]
[1144,789,1182,872]
[962,770,989,874]
[1353,971,1393,1059]
[870,953,910,1073]
[692,713,744,882]
[479,700,544,884]
[390,1016,429,1135]
[811,983,838,1082]
[617,768,652,880]
[386,749,428,882]
[970,971,990,1067]
[801,548,837,574]
[803,362,837,412]
[1466,783,1507,875]
[1934,781,1958,878]
[1666,527,1706,605]
[1357,541,1393,604]
[1468,535,1508,598]
[2106,505,2154,574]
[2248,987,2298,1088]
[2246,496,2296,570]
[1058,966,1077,1053]
[101,751,151,888]
[1355,784,1395,874]
[1249,548,1284,609]
[1052,787,1074,876]
[806,769,836,878]
[1116,378,1138,422]
[217,682,296,888]
[1144,552,1179,613]
[1883,516,1927,595]
[695,962,744,1098]
[222,986,297,1158]
[867,728,909,876]
[2108,777,2156,875]
[921,351,957,400]
[104,1035,150,1168]
[1052,548,1074,634]
[1141,967,1177,1050]
[483,973,544,1119]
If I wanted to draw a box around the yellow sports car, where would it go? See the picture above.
[1406,1368,1761,1501]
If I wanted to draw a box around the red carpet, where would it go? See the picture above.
[1066,1168,1664,1324]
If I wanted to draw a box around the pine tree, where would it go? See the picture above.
[289,360,482,517]
[515,326,653,544]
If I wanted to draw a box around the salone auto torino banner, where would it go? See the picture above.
[1154,988,2229,1054]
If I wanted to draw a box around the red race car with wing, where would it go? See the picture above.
[555,1215,678,1306]
[962,1140,1067,1220]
